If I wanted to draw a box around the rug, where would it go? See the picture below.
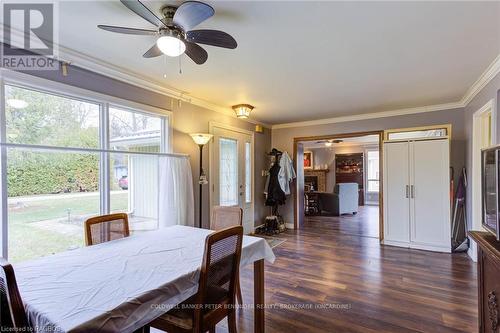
[262,237,286,249]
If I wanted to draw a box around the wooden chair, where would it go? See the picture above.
[150,225,244,333]
[210,206,243,304]
[84,213,130,246]
[0,259,29,331]
[211,206,243,231]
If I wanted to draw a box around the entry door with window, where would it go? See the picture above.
[211,126,253,234]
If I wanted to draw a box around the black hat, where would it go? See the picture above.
[268,148,283,156]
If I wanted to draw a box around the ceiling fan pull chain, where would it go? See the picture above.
[163,55,168,79]
[179,47,183,74]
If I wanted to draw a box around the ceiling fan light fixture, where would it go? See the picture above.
[232,104,254,119]
[156,35,186,57]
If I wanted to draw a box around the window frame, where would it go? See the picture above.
[383,124,452,142]
[218,136,239,207]
[245,141,252,204]
[0,69,175,260]
[365,149,380,193]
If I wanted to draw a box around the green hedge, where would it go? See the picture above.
[7,151,99,197]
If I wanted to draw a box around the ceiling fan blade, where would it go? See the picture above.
[184,42,208,64]
[143,43,162,58]
[120,0,164,27]
[98,25,157,35]
[186,30,237,49]
[173,1,214,32]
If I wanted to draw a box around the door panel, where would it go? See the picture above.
[212,127,254,234]
[218,138,239,206]
[383,142,410,243]
[296,143,305,229]
[410,139,450,248]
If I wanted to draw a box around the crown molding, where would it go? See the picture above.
[272,101,463,130]
[56,45,271,128]
[5,26,270,128]
[273,53,500,130]
[5,27,498,131]
[461,54,500,106]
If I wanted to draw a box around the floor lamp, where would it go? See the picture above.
[190,133,213,228]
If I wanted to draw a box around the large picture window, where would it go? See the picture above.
[1,78,171,262]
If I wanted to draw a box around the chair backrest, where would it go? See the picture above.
[0,259,29,330]
[197,226,243,308]
[84,213,130,246]
[210,206,243,231]
[334,182,359,194]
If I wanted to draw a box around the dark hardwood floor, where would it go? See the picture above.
[309,205,380,239]
[154,208,478,333]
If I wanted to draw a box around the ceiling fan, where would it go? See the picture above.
[316,139,344,146]
[98,0,237,65]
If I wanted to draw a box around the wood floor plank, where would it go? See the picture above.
[152,206,477,333]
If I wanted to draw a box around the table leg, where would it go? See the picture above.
[254,259,265,333]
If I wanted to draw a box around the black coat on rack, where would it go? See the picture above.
[265,149,286,206]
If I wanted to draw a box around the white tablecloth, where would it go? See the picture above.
[14,226,275,333]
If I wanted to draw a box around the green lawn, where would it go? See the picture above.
[8,192,128,262]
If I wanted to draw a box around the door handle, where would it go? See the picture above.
[405,185,409,198]
[410,185,415,198]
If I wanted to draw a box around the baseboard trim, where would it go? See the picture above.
[410,243,451,253]
[382,240,451,253]
[467,239,478,262]
[382,239,410,248]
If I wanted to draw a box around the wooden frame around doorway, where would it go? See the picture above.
[293,130,385,241]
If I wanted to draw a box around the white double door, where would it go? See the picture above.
[210,126,254,234]
[383,139,451,252]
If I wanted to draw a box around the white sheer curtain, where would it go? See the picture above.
[158,156,194,228]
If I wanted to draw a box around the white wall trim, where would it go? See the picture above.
[7,27,498,130]
[208,121,256,234]
[272,54,500,130]
[208,121,255,136]
[469,99,495,261]
[468,245,478,262]
[0,69,174,120]
[272,102,464,129]
[6,27,270,128]
[58,45,270,128]
[461,54,500,106]
[0,69,189,157]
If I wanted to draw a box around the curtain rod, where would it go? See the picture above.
[0,143,189,158]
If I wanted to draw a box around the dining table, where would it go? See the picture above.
[14,225,276,333]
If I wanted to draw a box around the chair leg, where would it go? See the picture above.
[228,310,237,333]
[236,276,243,305]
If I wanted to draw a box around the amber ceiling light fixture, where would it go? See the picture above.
[232,104,254,119]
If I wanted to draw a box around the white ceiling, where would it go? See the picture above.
[302,134,379,149]
[49,1,500,124]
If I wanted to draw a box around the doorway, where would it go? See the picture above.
[294,131,384,240]
[209,123,254,234]
[470,100,496,260]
